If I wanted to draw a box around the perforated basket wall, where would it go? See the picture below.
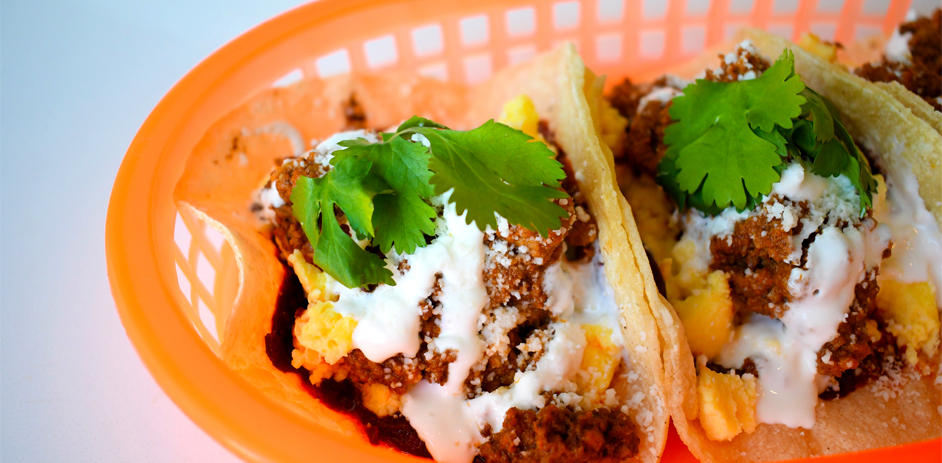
[171,0,911,353]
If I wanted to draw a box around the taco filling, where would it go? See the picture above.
[606,40,941,441]
[855,8,941,112]
[254,96,649,463]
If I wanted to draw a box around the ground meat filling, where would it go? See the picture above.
[710,197,808,319]
[607,77,677,176]
[265,122,639,459]
[607,46,898,394]
[476,405,640,463]
[710,201,893,381]
[855,9,942,111]
[816,271,881,377]
[608,46,770,176]
[342,93,369,129]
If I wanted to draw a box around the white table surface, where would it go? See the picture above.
[3,0,940,462]
[1,1,306,461]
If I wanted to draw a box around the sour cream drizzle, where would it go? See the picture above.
[402,248,624,463]
[687,163,890,428]
[327,193,488,365]
[874,161,942,306]
[263,129,633,462]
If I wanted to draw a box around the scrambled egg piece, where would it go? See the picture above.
[697,366,757,441]
[619,170,679,263]
[798,33,841,64]
[360,383,402,418]
[288,250,328,303]
[666,237,711,301]
[499,95,545,143]
[599,99,628,156]
[576,324,620,397]
[287,250,357,371]
[673,271,734,359]
[876,279,940,365]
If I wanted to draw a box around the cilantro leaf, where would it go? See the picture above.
[335,136,437,255]
[410,120,569,236]
[289,116,570,289]
[799,88,835,142]
[290,156,394,288]
[660,50,805,211]
[657,49,877,216]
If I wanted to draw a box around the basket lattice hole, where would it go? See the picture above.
[553,1,580,31]
[412,24,444,57]
[506,7,536,37]
[686,0,711,17]
[172,209,240,354]
[364,35,398,69]
[773,0,799,14]
[596,33,623,63]
[639,29,665,59]
[316,49,351,78]
[642,0,668,20]
[597,0,624,24]
[460,15,489,47]
[273,68,304,88]
[730,0,756,14]
[682,25,707,55]
[810,22,838,40]
[817,0,846,13]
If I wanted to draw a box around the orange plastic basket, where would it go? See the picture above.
[106,0,941,462]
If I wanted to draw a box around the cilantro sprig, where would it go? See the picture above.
[290,117,569,289]
[656,50,876,216]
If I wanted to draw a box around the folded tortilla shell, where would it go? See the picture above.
[601,29,942,463]
[174,44,669,462]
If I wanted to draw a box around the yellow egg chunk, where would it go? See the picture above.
[798,32,840,64]
[286,250,357,365]
[294,300,357,365]
[287,250,329,303]
[498,95,542,140]
[576,324,620,398]
[360,383,402,418]
[619,171,678,264]
[599,99,628,156]
[697,367,757,441]
[673,271,734,359]
[876,279,940,365]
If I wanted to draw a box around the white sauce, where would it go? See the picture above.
[638,87,681,109]
[885,10,918,65]
[312,129,379,167]
[401,247,624,463]
[884,28,912,65]
[688,162,890,428]
[718,226,877,427]
[327,192,488,364]
[874,162,942,306]
[254,129,634,461]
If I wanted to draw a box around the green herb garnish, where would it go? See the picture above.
[290,117,569,289]
[656,49,876,216]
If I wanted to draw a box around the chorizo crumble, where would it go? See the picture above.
[855,9,942,111]
[263,120,636,461]
[608,44,900,396]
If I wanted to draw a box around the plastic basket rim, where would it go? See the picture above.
[105,1,941,462]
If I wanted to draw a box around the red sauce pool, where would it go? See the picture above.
[266,265,432,459]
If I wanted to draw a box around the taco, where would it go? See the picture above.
[599,29,942,462]
[173,45,669,463]
[852,8,941,133]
